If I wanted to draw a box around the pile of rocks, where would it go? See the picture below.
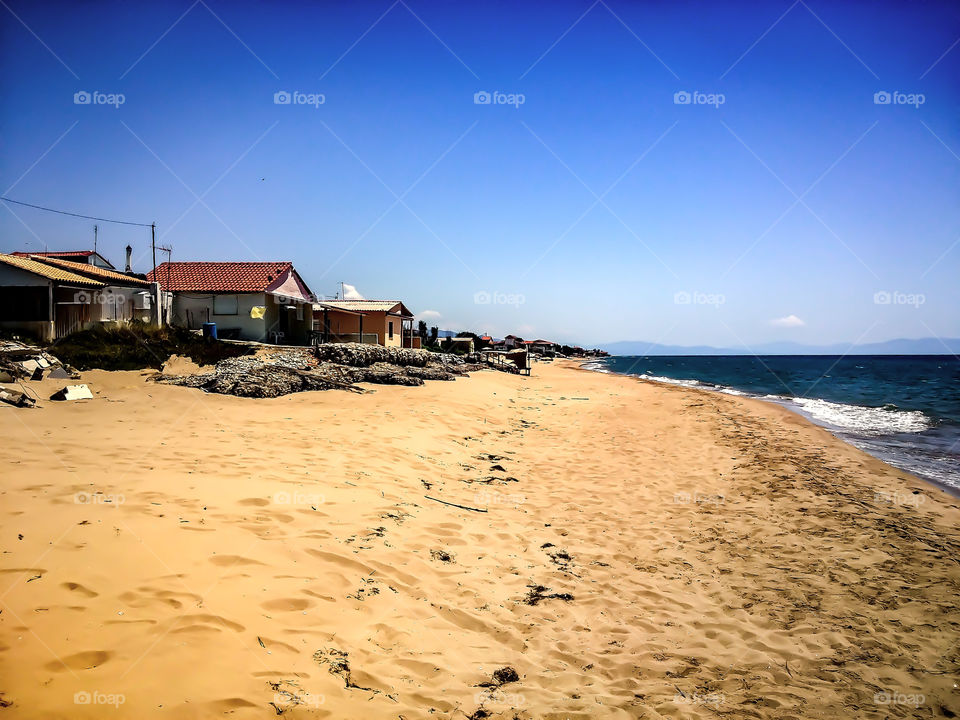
[156,345,478,398]
[313,343,465,369]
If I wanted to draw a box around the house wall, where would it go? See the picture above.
[170,292,311,343]
[265,293,312,344]
[0,265,53,340]
[312,309,402,345]
[315,308,361,337]
[0,265,156,340]
[172,292,268,340]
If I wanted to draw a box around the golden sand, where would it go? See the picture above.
[1,360,958,718]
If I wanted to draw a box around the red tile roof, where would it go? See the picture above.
[147,261,294,293]
[11,250,96,259]
[25,255,151,286]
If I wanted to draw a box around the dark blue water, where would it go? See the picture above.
[585,355,960,492]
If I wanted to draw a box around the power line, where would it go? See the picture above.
[0,196,154,227]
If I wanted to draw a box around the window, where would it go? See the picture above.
[213,294,239,315]
[296,303,303,321]
[388,321,394,339]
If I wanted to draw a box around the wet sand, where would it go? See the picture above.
[1,359,958,718]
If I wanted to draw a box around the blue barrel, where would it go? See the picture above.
[202,322,217,339]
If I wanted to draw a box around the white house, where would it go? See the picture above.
[148,261,315,344]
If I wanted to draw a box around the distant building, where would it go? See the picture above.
[442,336,475,353]
[12,250,115,269]
[503,334,523,349]
[524,339,557,354]
[313,300,417,348]
[148,261,314,344]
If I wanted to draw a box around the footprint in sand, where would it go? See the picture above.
[261,597,313,612]
[209,555,265,567]
[169,614,245,633]
[61,582,98,598]
[238,498,270,507]
[46,650,111,672]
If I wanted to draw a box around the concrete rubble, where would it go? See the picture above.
[50,384,94,401]
[0,340,78,382]
[0,340,79,408]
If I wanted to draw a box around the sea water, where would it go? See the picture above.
[586,355,960,493]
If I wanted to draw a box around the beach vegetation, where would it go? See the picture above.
[47,322,254,371]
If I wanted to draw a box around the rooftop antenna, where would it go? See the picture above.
[93,224,98,255]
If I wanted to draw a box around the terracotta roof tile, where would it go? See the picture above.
[147,261,293,293]
[11,250,96,258]
[319,300,411,316]
[0,253,104,287]
[26,256,151,286]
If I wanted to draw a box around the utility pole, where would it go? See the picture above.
[151,223,159,326]
[93,224,98,255]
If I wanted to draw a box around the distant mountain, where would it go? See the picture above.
[436,329,457,338]
[600,338,960,356]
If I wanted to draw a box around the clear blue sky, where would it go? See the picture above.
[2,0,958,348]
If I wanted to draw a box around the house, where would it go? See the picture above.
[524,339,557,354]
[313,300,417,348]
[442,336,475,353]
[0,253,154,341]
[12,249,116,269]
[148,261,315,344]
[503,334,523,349]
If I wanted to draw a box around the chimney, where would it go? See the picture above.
[125,245,132,273]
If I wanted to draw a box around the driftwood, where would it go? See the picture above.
[424,495,488,513]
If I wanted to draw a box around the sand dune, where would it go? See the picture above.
[1,361,958,718]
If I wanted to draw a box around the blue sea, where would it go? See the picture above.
[584,355,960,493]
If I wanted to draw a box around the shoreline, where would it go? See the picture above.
[2,361,958,718]
[574,357,960,500]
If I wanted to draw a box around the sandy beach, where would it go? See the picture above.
[1,360,958,719]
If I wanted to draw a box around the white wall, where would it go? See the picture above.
[171,292,269,340]
[0,264,50,286]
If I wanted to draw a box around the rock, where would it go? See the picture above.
[403,366,457,381]
[156,345,473,398]
[313,343,464,369]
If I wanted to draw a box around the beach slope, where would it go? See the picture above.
[1,361,957,718]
